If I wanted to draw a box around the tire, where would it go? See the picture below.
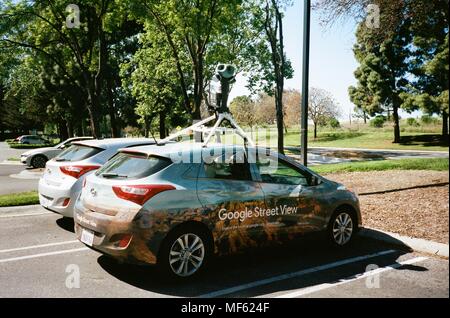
[157,225,211,280]
[31,155,48,168]
[327,208,357,247]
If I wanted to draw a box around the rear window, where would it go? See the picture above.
[95,152,172,179]
[56,144,102,162]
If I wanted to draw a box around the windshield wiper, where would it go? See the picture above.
[101,173,128,179]
[55,158,68,162]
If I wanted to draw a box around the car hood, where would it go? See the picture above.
[21,147,58,157]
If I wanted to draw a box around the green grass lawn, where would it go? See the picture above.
[0,191,39,207]
[222,122,449,152]
[311,158,449,174]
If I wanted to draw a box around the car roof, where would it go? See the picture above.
[72,138,155,149]
[121,142,269,159]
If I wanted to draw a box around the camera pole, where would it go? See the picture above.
[159,64,255,148]
[300,0,311,166]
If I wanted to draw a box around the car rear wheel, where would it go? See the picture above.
[328,209,356,247]
[31,155,47,168]
[158,226,210,280]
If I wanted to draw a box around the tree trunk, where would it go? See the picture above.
[363,111,367,124]
[314,123,317,139]
[192,54,203,121]
[275,94,284,154]
[107,79,119,137]
[159,111,167,139]
[442,110,449,136]
[66,119,73,138]
[59,120,69,141]
[392,104,400,143]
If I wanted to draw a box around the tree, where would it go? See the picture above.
[404,1,449,136]
[121,22,190,138]
[245,0,293,154]
[229,96,257,134]
[316,0,449,137]
[254,93,277,126]
[0,0,142,138]
[308,88,340,139]
[283,89,301,128]
[349,17,411,143]
[129,0,247,122]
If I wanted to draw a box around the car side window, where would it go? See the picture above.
[203,151,251,181]
[256,157,310,186]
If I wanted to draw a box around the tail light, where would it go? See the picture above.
[62,198,70,207]
[110,234,133,248]
[112,184,175,206]
[60,165,100,179]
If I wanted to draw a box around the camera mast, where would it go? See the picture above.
[159,64,255,147]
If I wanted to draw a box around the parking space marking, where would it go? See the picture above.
[0,240,80,254]
[198,249,397,298]
[0,212,53,218]
[275,256,429,298]
[0,247,89,263]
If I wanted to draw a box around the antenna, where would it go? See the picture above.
[159,63,255,147]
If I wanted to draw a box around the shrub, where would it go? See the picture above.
[328,118,341,128]
[406,118,420,127]
[8,143,55,149]
[421,114,438,125]
[370,115,386,128]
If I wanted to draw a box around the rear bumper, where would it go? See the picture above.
[38,177,80,217]
[73,200,158,265]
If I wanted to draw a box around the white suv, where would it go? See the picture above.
[38,138,155,218]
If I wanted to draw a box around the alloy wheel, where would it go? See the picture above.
[332,212,353,246]
[169,233,205,277]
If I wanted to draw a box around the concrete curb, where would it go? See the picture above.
[360,227,449,259]
[0,204,42,213]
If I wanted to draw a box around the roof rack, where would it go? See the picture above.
[159,112,255,147]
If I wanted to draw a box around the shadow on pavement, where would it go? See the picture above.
[56,217,75,233]
[97,234,420,297]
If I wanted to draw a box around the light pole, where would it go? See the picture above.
[300,0,311,166]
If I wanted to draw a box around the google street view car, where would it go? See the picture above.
[74,142,361,279]
[38,138,155,218]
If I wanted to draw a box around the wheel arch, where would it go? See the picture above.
[331,203,361,230]
[157,220,214,258]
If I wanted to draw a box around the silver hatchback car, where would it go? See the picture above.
[38,138,155,218]
[74,142,361,279]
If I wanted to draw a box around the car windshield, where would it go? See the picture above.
[55,144,102,162]
[96,152,172,179]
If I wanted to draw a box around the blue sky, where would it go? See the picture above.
[229,0,418,120]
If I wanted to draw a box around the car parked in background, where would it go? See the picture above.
[74,142,361,279]
[16,135,51,145]
[21,136,94,168]
[38,138,156,218]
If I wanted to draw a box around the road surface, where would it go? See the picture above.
[0,205,447,298]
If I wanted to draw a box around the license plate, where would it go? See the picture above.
[80,229,95,246]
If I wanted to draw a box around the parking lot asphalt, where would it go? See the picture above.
[0,205,448,298]
[0,165,39,195]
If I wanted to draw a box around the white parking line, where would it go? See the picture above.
[0,240,80,253]
[275,256,429,298]
[0,212,53,218]
[198,249,397,298]
[0,247,90,263]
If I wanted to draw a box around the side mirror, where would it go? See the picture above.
[311,175,320,186]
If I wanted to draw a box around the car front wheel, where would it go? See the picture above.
[158,226,210,279]
[328,209,357,247]
[31,155,47,168]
